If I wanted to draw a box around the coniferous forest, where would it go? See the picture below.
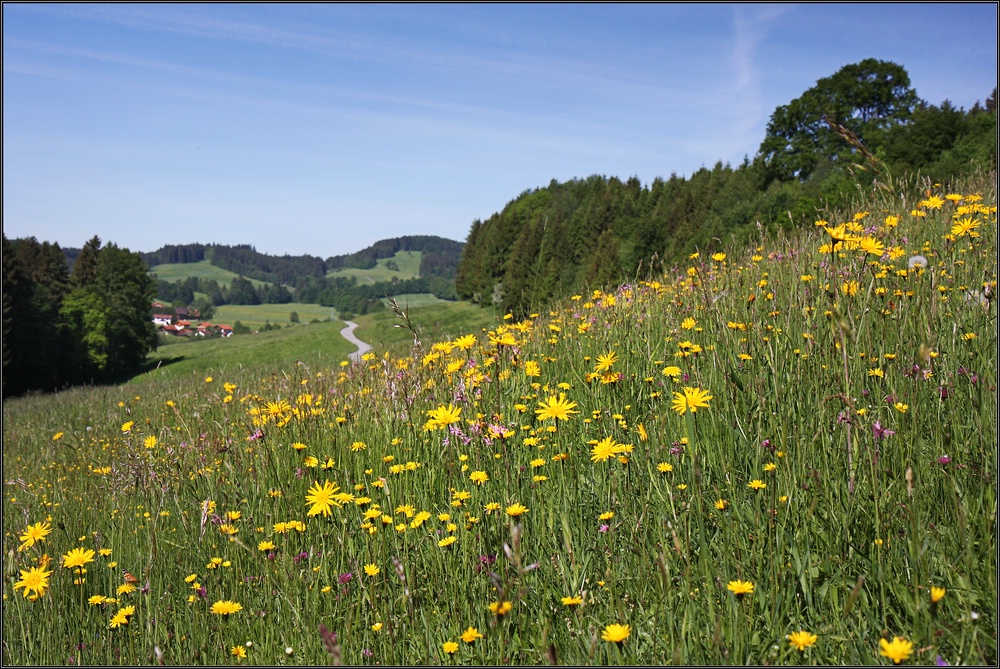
[456,60,996,317]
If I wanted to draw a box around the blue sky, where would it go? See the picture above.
[3,3,997,257]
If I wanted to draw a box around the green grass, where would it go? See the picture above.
[138,301,491,382]
[149,260,271,288]
[212,303,337,329]
[3,176,996,666]
[144,319,356,381]
[378,293,447,309]
[327,250,422,283]
[354,299,497,353]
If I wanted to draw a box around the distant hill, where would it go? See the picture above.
[137,235,463,283]
[123,235,465,316]
[325,235,464,280]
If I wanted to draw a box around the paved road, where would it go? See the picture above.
[340,320,372,362]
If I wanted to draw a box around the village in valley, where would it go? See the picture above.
[151,302,233,338]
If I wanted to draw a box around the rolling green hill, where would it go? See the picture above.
[327,250,422,283]
[149,259,270,288]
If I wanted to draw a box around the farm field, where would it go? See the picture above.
[327,250,422,283]
[3,178,996,666]
[149,260,271,288]
[211,303,337,329]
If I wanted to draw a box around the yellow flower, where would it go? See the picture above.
[662,365,682,378]
[438,536,457,548]
[714,499,728,511]
[787,630,817,651]
[488,600,513,616]
[231,646,246,659]
[505,503,529,518]
[14,566,52,599]
[748,479,766,490]
[121,421,134,433]
[601,623,631,643]
[711,252,726,262]
[210,600,243,616]
[442,641,459,654]
[18,521,52,551]
[858,236,885,257]
[460,627,483,644]
[109,605,135,629]
[534,393,579,421]
[257,540,275,552]
[930,586,946,603]
[469,470,489,485]
[305,480,342,517]
[561,595,583,607]
[63,547,96,570]
[727,580,754,596]
[594,351,618,372]
[879,636,914,664]
[364,563,380,576]
[590,435,623,463]
[425,403,462,431]
[670,387,712,415]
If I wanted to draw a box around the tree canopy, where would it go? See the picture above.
[757,58,919,183]
[3,235,157,396]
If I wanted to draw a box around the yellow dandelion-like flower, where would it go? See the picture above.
[14,565,52,599]
[670,386,712,415]
[787,630,818,651]
[210,600,243,616]
[879,636,914,664]
[727,580,754,595]
[63,547,96,570]
[505,503,529,518]
[601,623,631,643]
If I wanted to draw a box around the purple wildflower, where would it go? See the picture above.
[871,420,896,441]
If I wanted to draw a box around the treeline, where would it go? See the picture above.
[155,276,293,312]
[154,270,457,318]
[3,235,158,397]
[147,235,463,316]
[456,60,996,317]
[307,275,455,317]
[325,235,464,279]
[141,235,464,285]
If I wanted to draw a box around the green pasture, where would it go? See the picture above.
[327,250,422,283]
[211,303,337,329]
[148,260,270,288]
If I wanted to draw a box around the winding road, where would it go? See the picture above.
[340,320,372,362]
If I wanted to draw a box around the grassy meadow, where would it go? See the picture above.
[3,178,996,666]
[149,260,271,289]
[328,251,423,283]
[211,303,337,329]
[141,300,494,383]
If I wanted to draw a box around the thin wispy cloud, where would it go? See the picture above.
[4,3,995,255]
